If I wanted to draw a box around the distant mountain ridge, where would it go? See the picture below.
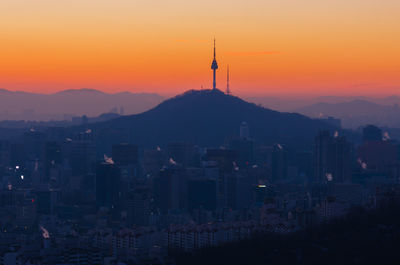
[295,100,400,128]
[82,89,336,150]
[0,88,164,121]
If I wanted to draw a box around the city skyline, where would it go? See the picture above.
[1,0,399,95]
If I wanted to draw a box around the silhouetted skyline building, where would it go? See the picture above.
[167,142,196,167]
[95,162,121,210]
[127,185,150,226]
[271,143,288,182]
[112,143,138,166]
[188,178,217,212]
[358,139,400,179]
[153,167,187,213]
[363,125,382,143]
[314,131,353,183]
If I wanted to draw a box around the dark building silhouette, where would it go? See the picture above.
[314,131,353,183]
[229,138,254,167]
[167,142,195,167]
[127,186,150,226]
[363,125,382,143]
[35,189,57,215]
[271,143,288,182]
[229,122,254,167]
[69,131,96,177]
[23,130,46,160]
[358,140,400,179]
[153,167,186,213]
[44,141,62,181]
[95,162,121,210]
[188,178,217,212]
[143,148,167,177]
[112,143,138,166]
[112,143,139,190]
[226,173,252,210]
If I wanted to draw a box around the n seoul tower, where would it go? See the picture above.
[211,38,219,90]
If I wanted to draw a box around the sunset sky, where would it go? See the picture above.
[1,0,399,96]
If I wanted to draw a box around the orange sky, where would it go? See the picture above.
[0,0,399,96]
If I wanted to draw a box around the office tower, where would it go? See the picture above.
[69,131,96,177]
[271,143,288,182]
[240,121,250,139]
[187,178,217,212]
[127,186,150,227]
[314,131,353,183]
[112,143,139,189]
[153,167,186,213]
[358,139,400,179]
[143,148,167,177]
[95,162,121,210]
[363,125,382,143]
[229,123,254,167]
[205,148,238,208]
[36,189,57,215]
[112,143,138,166]
[23,130,46,160]
[167,142,195,167]
[44,141,62,181]
[205,148,237,173]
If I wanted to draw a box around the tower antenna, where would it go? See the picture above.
[226,65,230,95]
[211,38,219,90]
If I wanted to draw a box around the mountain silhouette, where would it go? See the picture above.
[0,88,163,121]
[84,89,336,150]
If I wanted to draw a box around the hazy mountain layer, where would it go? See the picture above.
[0,88,164,121]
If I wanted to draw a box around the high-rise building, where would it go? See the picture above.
[69,131,96,177]
[95,162,121,210]
[239,121,250,139]
[143,147,167,177]
[358,139,400,179]
[205,148,238,208]
[112,143,138,166]
[127,186,150,227]
[271,143,288,182]
[44,141,62,181]
[229,123,254,166]
[153,167,186,213]
[112,143,139,189]
[187,178,217,212]
[35,188,58,215]
[314,131,353,183]
[167,142,195,167]
[363,125,382,143]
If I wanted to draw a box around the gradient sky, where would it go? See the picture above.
[1,0,399,96]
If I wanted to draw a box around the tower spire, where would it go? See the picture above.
[213,38,216,59]
[226,65,230,95]
[211,38,219,90]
